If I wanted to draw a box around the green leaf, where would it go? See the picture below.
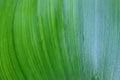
[0,0,120,80]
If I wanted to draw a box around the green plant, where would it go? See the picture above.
[0,0,120,80]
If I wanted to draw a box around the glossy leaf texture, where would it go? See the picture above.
[0,0,120,80]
